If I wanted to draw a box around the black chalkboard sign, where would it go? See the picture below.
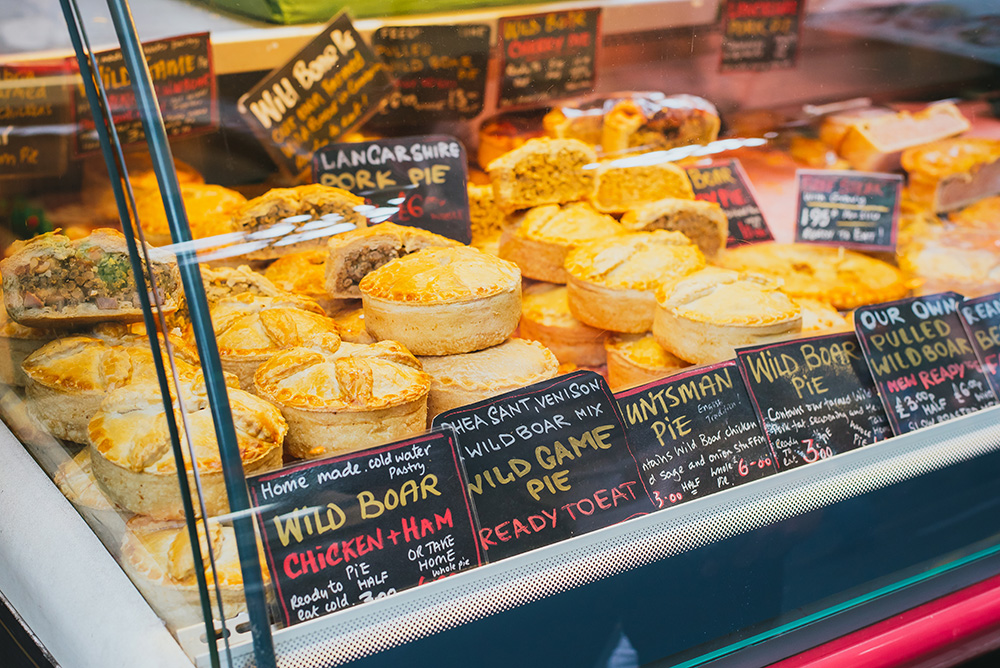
[737,332,891,470]
[75,33,216,155]
[368,24,490,128]
[720,0,804,72]
[313,134,471,244]
[0,61,73,179]
[615,361,776,508]
[794,169,901,252]
[246,431,482,627]
[958,293,1000,398]
[686,159,774,247]
[432,370,654,562]
[497,9,601,109]
[855,293,997,435]
[238,12,393,177]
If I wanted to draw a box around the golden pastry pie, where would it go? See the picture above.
[468,183,511,253]
[253,336,430,459]
[22,333,200,443]
[135,183,247,246]
[89,376,285,519]
[203,293,339,389]
[499,201,622,283]
[418,338,559,420]
[232,184,367,259]
[794,297,851,334]
[716,242,908,310]
[121,516,268,628]
[324,222,461,299]
[601,95,720,156]
[591,156,695,214]
[605,332,689,391]
[836,102,970,172]
[519,284,608,367]
[902,137,1000,212]
[359,246,521,356]
[0,229,180,327]
[565,230,705,333]
[487,138,598,213]
[83,154,204,225]
[620,198,727,260]
[263,250,352,315]
[819,107,895,151]
[653,267,802,365]
[54,448,119,513]
[332,306,377,344]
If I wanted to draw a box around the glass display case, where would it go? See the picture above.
[1,0,1000,666]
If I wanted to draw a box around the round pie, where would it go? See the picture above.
[135,183,246,246]
[89,376,286,519]
[359,246,521,356]
[519,284,608,367]
[499,201,622,283]
[263,250,352,315]
[418,338,559,420]
[253,336,431,459]
[203,293,339,388]
[605,332,689,391]
[653,267,802,365]
[565,230,705,333]
[715,242,907,310]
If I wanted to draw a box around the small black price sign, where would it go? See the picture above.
[313,134,472,243]
[794,170,902,252]
[737,332,891,471]
[959,293,1000,397]
[75,33,216,155]
[686,159,774,247]
[855,293,997,435]
[238,12,393,177]
[720,0,804,72]
[432,370,654,562]
[368,24,490,128]
[497,9,601,109]
[247,431,482,627]
[0,60,73,179]
[615,361,776,508]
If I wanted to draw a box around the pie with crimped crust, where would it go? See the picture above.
[715,242,907,310]
[254,335,430,459]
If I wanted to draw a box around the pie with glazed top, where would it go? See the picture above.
[715,242,907,310]
[253,335,431,459]
[653,267,802,365]
[359,246,521,355]
[499,201,622,283]
[89,375,286,519]
[519,284,608,367]
[263,250,351,315]
[565,230,705,333]
[135,183,246,247]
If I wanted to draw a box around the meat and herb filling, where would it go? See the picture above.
[16,251,177,311]
[336,245,402,291]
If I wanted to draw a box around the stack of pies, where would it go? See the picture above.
[620,198,728,260]
[487,138,598,213]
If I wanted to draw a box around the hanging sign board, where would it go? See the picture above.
[247,431,482,627]
[720,0,805,72]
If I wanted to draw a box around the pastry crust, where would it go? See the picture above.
[418,338,559,420]
[519,284,608,367]
[263,250,353,315]
[203,293,339,389]
[605,332,689,391]
[324,222,460,299]
[0,295,57,387]
[22,334,200,443]
[231,184,367,260]
[0,229,179,327]
[360,247,521,355]
[715,242,908,310]
[254,338,430,459]
[468,184,511,252]
[620,198,727,259]
[902,138,1000,212]
[794,297,851,334]
[499,202,622,283]
[332,306,377,344]
[565,230,705,333]
[487,138,598,213]
[653,267,802,365]
[89,377,286,519]
[135,183,246,247]
[120,516,267,628]
[54,448,118,512]
[601,95,720,155]
[591,157,695,214]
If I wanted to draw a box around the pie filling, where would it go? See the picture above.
[337,245,402,290]
[16,252,176,311]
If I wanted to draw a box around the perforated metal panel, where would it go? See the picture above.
[193,405,1000,668]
